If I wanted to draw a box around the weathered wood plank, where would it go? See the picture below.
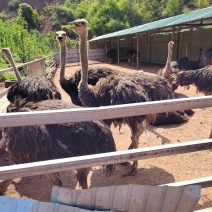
[0,139,211,180]
[25,58,46,76]
[0,96,211,128]
[51,184,200,212]
[194,208,212,212]
[0,95,9,113]
[0,87,9,99]
[55,48,105,65]
[0,58,46,74]
[163,177,212,188]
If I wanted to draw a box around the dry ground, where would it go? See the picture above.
[0,61,211,210]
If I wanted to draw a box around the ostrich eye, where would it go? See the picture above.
[81,21,85,25]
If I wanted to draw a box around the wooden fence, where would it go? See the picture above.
[55,48,106,65]
[0,57,212,210]
[0,55,56,104]
[0,96,211,186]
[0,57,46,76]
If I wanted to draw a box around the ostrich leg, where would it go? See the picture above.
[0,179,13,194]
[123,122,146,176]
[46,172,62,186]
[76,168,90,189]
[209,130,212,139]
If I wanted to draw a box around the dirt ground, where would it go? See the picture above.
[0,61,211,210]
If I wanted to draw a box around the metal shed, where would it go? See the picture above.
[89,7,212,67]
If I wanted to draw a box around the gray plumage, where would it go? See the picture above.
[172,65,212,95]
[126,49,140,66]
[7,76,61,103]
[60,66,119,106]
[3,99,116,192]
[105,49,117,64]
[204,47,212,66]
[72,19,195,176]
[0,48,61,103]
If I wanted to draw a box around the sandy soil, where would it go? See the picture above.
[0,61,211,210]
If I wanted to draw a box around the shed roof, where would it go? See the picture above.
[89,6,212,42]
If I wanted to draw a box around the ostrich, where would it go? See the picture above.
[172,43,203,71]
[0,48,61,103]
[158,41,175,80]
[57,33,189,127]
[203,47,212,66]
[159,42,212,95]
[56,31,119,106]
[1,98,116,194]
[172,65,212,96]
[105,47,117,64]
[0,34,116,193]
[126,49,140,67]
[71,19,175,176]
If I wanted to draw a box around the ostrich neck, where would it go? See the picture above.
[60,42,67,80]
[164,45,172,78]
[7,53,22,82]
[80,33,88,85]
[167,45,172,66]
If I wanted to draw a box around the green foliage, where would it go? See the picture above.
[162,0,183,17]
[8,0,22,11]
[0,72,16,82]
[0,19,56,64]
[197,0,210,8]
[0,11,9,21]
[51,5,74,30]
[75,0,90,19]
[0,0,211,69]
[87,0,137,38]
[17,3,40,31]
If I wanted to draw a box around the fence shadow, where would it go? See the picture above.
[6,169,77,202]
[89,164,175,188]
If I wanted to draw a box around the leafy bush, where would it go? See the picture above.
[17,3,40,31]
[0,19,56,64]
[0,11,9,21]
[51,6,74,31]
[0,72,16,82]
[8,0,22,11]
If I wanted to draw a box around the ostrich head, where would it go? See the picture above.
[56,31,67,44]
[70,19,88,37]
[0,48,11,57]
[0,48,22,82]
[70,19,89,91]
[168,41,174,50]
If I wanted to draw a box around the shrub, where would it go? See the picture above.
[0,72,16,82]
[8,0,22,11]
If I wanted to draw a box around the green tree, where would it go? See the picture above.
[162,0,183,17]
[196,0,210,8]
[8,0,22,11]
[86,0,143,38]
[0,20,56,63]
[51,5,74,30]
[17,3,40,31]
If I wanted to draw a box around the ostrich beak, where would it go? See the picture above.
[69,21,76,28]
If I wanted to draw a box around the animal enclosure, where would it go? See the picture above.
[0,95,211,211]
[89,28,212,65]
[0,60,212,211]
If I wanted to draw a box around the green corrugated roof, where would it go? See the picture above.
[89,6,212,42]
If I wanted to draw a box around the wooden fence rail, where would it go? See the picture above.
[0,58,46,76]
[55,48,106,65]
[0,139,211,181]
[0,96,211,128]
